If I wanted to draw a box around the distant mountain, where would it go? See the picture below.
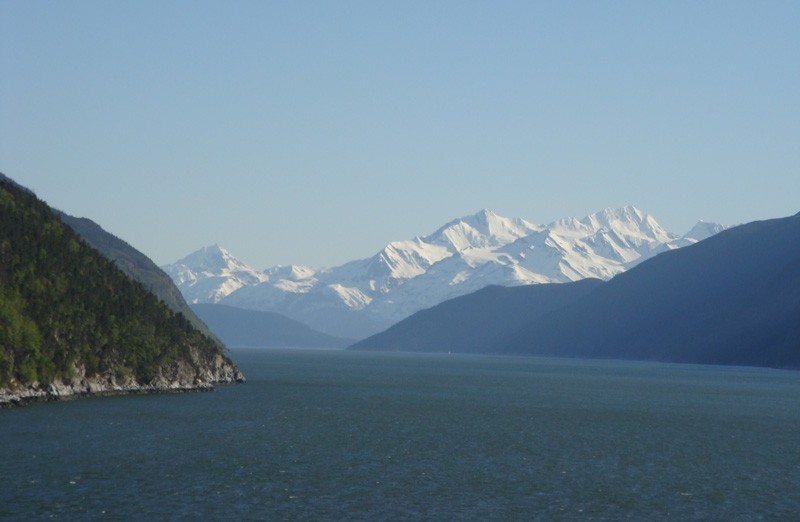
[499,212,800,368]
[683,220,728,242]
[164,244,270,304]
[351,212,800,370]
[164,207,725,339]
[191,304,353,349]
[0,175,244,407]
[348,279,604,353]
[56,212,221,345]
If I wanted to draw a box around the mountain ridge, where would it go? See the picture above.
[350,212,800,370]
[348,279,605,353]
[164,206,725,339]
[498,212,800,366]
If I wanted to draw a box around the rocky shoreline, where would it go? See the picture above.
[1,352,246,408]
[1,383,211,408]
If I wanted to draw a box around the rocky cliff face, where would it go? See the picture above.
[0,347,245,408]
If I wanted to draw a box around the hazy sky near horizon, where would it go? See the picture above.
[2,1,799,269]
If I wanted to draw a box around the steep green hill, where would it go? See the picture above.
[55,211,221,345]
[0,176,244,403]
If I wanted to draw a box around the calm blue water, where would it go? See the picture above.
[2,349,800,521]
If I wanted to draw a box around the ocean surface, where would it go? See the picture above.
[2,348,800,521]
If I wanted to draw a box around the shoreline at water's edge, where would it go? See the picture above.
[0,380,243,409]
[1,349,247,408]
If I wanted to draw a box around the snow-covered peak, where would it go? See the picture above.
[463,209,540,237]
[165,206,726,339]
[264,265,318,281]
[161,245,268,303]
[581,206,676,244]
[683,221,727,242]
[170,244,254,275]
[547,216,595,238]
[426,209,542,251]
[366,239,452,280]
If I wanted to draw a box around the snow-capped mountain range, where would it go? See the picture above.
[162,206,726,339]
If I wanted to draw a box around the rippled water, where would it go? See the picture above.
[2,349,800,521]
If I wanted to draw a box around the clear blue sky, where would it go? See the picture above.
[2,1,798,268]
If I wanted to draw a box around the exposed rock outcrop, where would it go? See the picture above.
[0,350,245,408]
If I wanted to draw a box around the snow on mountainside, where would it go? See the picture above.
[427,209,543,250]
[683,220,728,242]
[162,207,726,339]
[162,244,270,304]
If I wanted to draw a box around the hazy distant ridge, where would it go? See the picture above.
[191,304,352,349]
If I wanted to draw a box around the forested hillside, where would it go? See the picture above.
[56,211,221,344]
[0,176,243,399]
